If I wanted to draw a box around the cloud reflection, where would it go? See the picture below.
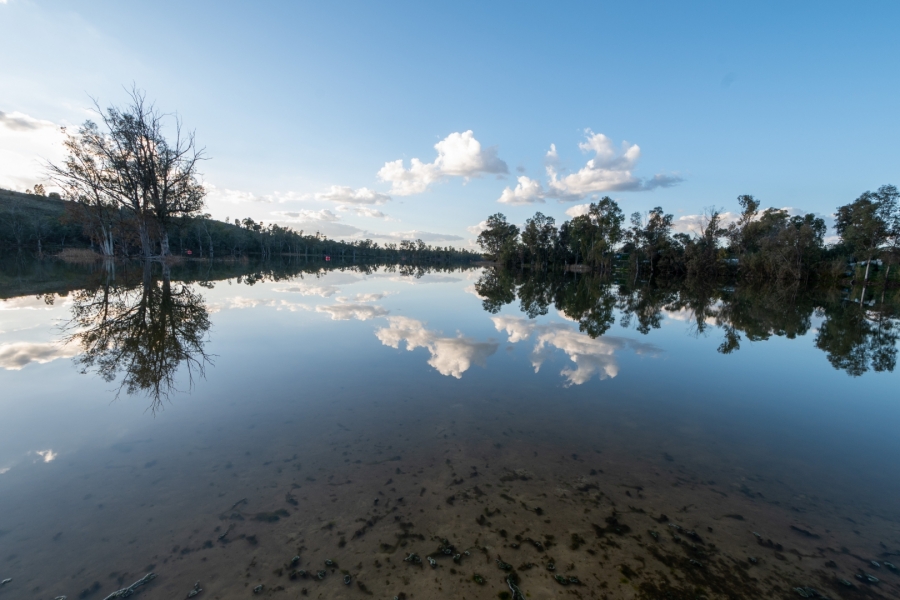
[0,341,79,370]
[35,449,57,463]
[492,316,661,385]
[316,303,390,321]
[376,316,498,378]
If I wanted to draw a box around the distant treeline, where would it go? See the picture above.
[477,186,900,285]
[0,89,477,265]
[0,187,478,264]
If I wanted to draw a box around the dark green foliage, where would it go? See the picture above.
[473,266,900,376]
[477,187,899,284]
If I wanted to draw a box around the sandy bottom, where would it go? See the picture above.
[2,393,899,600]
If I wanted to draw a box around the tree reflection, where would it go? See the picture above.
[816,302,897,376]
[475,266,900,377]
[64,261,211,411]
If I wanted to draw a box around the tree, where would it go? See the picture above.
[477,213,520,262]
[835,185,899,285]
[520,212,557,268]
[48,88,206,259]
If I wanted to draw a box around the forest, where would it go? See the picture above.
[477,187,900,287]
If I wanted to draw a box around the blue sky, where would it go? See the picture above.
[1,1,898,245]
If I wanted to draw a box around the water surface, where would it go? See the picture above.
[0,259,898,600]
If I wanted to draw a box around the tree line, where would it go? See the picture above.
[0,89,477,265]
[477,186,900,286]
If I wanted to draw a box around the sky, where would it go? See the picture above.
[1,1,899,246]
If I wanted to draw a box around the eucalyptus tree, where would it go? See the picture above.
[627,207,675,279]
[520,212,557,268]
[835,185,899,285]
[477,213,520,263]
[48,88,206,259]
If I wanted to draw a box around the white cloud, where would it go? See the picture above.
[0,341,79,370]
[498,175,546,205]
[377,130,508,196]
[0,110,66,191]
[369,230,464,242]
[671,211,740,236]
[269,209,368,239]
[336,205,390,219]
[206,297,310,313]
[203,182,274,205]
[466,220,488,235]
[316,303,389,321]
[336,292,391,303]
[274,284,340,298]
[35,449,57,463]
[565,203,592,218]
[0,468,9,475]
[491,316,661,386]
[273,209,340,222]
[375,316,498,378]
[316,185,391,205]
[496,130,682,204]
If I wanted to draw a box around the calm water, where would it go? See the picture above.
[0,259,898,600]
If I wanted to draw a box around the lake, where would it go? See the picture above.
[0,258,898,600]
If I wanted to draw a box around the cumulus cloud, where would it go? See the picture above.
[466,220,489,235]
[0,341,79,370]
[377,130,508,196]
[203,182,274,205]
[0,110,55,132]
[316,185,391,205]
[497,130,682,204]
[498,175,546,205]
[375,316,498,378]
[491,316,661,385]
[565,203,592,218]
[336,205,390,219]
[0,109,66,191]
[273,209,340,222]
[316,303,389,321]
[269,209,368,239]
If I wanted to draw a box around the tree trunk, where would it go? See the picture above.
[138,221,153,259]
[160,232,171,257]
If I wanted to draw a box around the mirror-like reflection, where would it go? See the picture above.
[0,257,898,600]
[64,262,212,410]
[475,267,900,377]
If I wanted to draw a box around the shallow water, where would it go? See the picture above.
[0,260,898,600]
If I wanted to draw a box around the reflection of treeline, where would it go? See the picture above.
[0,255,475,302]
[475,268,899,377]
[42,259,473,411]
[477,187,900,285]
